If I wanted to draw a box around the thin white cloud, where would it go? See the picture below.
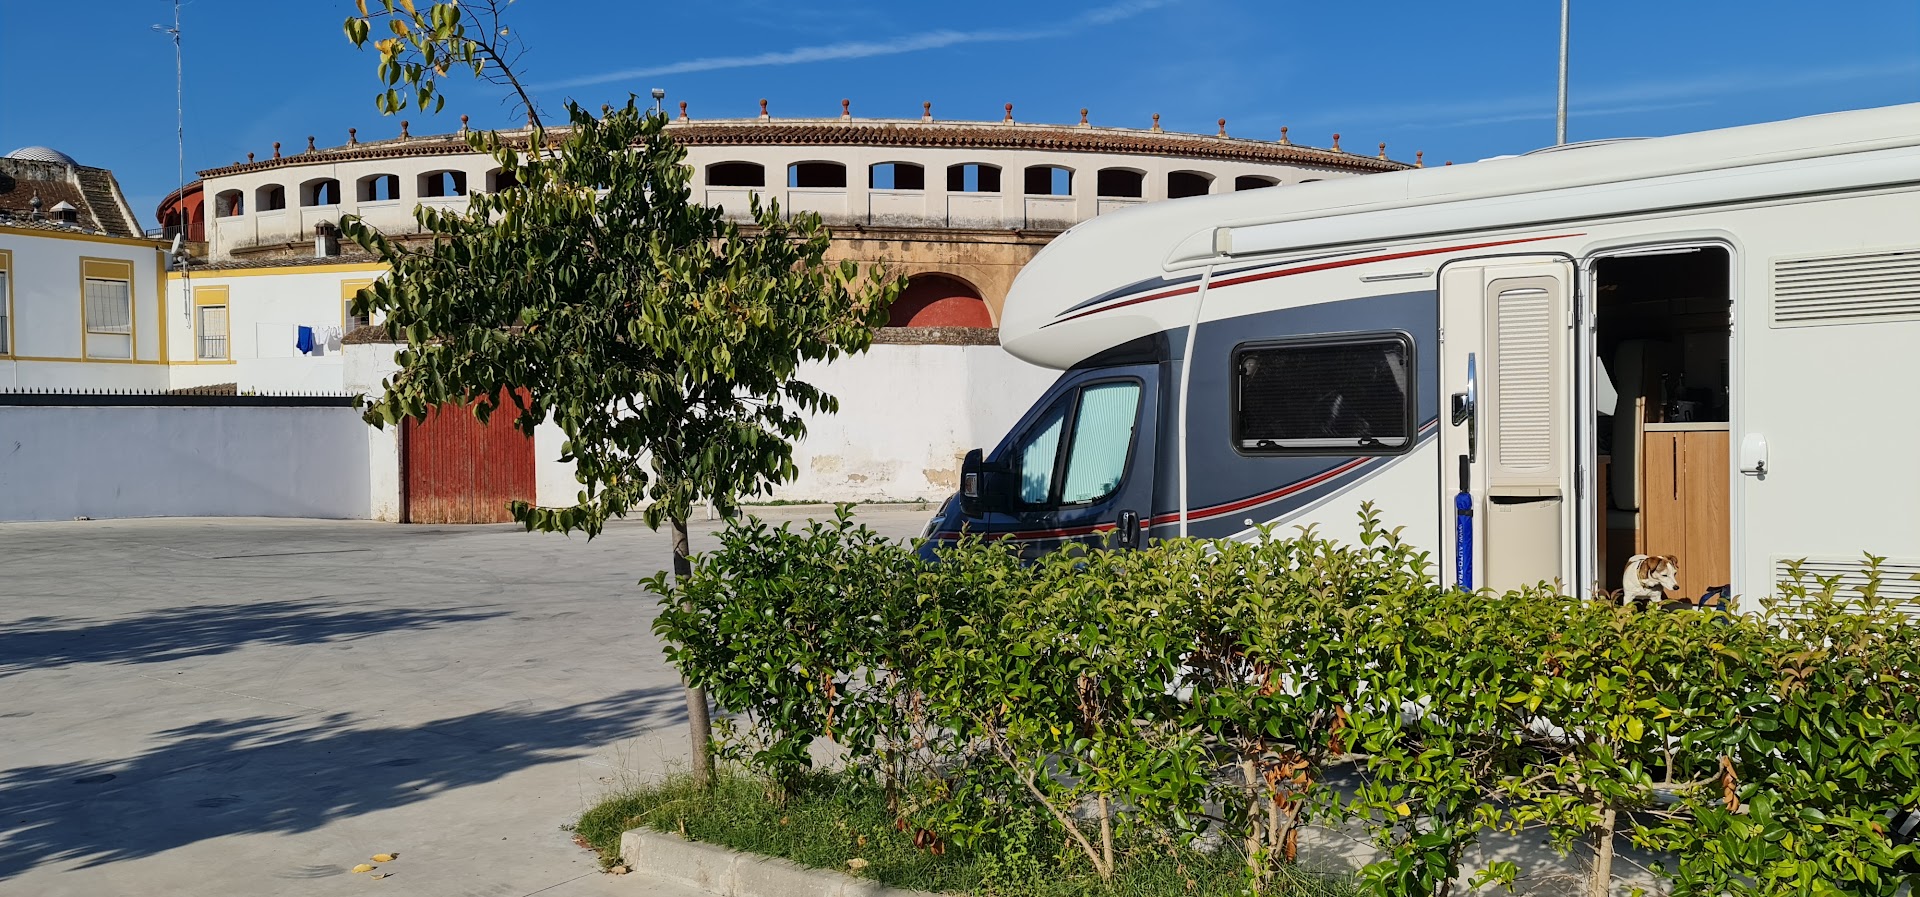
[1446,100,1714,129]
[534,0,1176,90]
[1322,57,1920,130]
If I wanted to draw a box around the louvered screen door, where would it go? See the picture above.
[1439,259,1577,593]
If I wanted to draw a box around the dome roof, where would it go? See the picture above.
[6,146,77,165]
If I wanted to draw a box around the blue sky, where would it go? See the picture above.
[3,1,1916,230]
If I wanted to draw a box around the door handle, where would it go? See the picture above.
[1450,352,1478,462]
[1739,433,1767,476]
[1116,510,1140,548]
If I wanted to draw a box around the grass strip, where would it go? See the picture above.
[577,767,1357,897]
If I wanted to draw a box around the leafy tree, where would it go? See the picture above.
[341,0,905,785]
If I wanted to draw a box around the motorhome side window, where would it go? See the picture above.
[1233,335,1413,454]
[1014,380,1142,506]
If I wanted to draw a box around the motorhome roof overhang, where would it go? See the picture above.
[1178,105,1920,268]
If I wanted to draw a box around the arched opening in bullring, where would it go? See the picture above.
[301,178,342,206]
[1235,175,1280,190]
[358,174,401,202]
[887,273,992,328]
[214,189,244,217]
[419,170,467,198]
[707,161,765,187]
[486,168,519,192]
[256,184,286,212]
[1168,171,1213,198]
[869,162,925,191]
[946,163,1001,193]
[1096,168,1144,198]
[789,161,847,189]
[1024,165,1072,196]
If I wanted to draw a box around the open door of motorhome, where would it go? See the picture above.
[1439,257,1579,593]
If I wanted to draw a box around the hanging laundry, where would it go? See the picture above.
[295,326,316,355]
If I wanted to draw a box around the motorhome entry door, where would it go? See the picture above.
[1438,257,1578,593]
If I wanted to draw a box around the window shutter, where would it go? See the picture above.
[1484,276,1564,491]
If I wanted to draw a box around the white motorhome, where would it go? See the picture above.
[933,103,1920,607]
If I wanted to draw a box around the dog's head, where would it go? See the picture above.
[1632,554,1680,593]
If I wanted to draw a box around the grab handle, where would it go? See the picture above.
[1450,352,1478,462]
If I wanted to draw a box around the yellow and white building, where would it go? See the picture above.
[167,259,389,393]
[0,147,171,390]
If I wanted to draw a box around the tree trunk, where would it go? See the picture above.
[1586,806,1617,897]
[1097,791,1114,877]
[671,515,714,788]
[1241,759,1265,878]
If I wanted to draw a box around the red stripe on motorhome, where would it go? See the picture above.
[1052,232,1583,324]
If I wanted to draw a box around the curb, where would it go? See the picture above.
[620,828,945,897]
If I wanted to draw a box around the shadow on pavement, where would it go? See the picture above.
[0,599,508,677]
[0,686,686,880]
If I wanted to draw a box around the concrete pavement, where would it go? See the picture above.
[0,506,932,897]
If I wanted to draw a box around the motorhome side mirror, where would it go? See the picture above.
[959,448,1009,516]
[960,449,987,515]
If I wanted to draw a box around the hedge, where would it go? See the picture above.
[648,505,1920,896]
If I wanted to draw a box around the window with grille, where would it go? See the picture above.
[86,279,131,333]
[342,280,375,330]
[84,274,132,359]
[0,269,9,354]
[197,304,229,360]
[1233,334,1414,454]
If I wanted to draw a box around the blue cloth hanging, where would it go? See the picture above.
[295,326,315,355]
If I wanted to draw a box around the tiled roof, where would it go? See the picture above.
[197,118,1414,179]
[185,252,387,272]
[871,326,999,346]
[74,167,139,239]
[0,157,145,239]
[343,324,399,345]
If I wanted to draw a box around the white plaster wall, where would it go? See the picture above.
[342,341,403,521]
[0,230,169,389]
[167,266,384,393]
[534,419,578,509]
[773,344,1061,503]
[335,340,1061,507]
[0,359,169,391]
[0,404,373,521]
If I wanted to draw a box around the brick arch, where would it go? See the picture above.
[888,273,992,328]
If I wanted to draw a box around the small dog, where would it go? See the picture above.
[1621,554,1680,608]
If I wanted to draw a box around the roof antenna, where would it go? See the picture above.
[153,0,190,313]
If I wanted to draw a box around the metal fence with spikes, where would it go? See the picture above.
[0,387,357,408]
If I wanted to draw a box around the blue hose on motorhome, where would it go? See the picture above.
[1455,455,1473,591]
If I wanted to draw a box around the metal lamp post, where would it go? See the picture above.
[1557,0,1571,145]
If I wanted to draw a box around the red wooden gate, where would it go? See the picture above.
[402,396,536,524]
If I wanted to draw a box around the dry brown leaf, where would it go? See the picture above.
[609,865,631,875]
[352,864,375,873]
[371,873,389,880]
[846,858,870,872]
[371,854,397,863]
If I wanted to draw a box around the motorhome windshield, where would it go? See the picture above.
[1013,380,1142,506]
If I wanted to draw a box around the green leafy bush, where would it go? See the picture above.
[650,506,1920,896]
[649,507,923,794]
